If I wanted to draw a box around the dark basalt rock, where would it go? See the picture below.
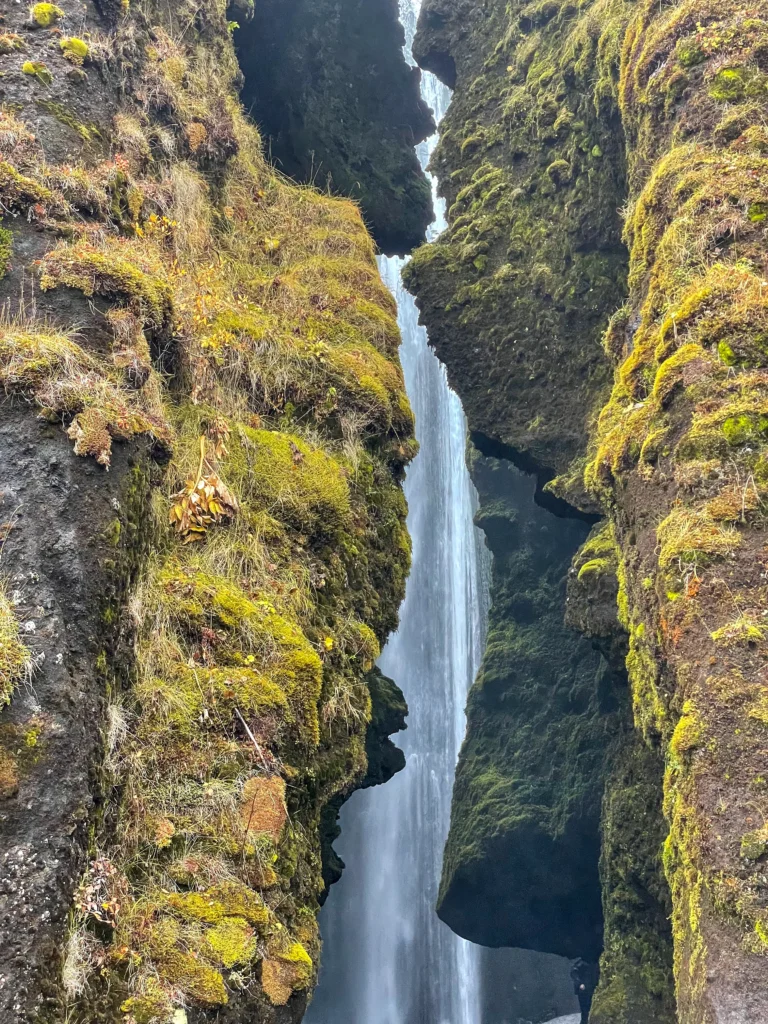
[438,451,620,960]
[235,0,435,256]
[319,666,407,897]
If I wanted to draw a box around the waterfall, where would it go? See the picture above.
[305,3,490,1022]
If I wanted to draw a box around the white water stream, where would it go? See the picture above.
[305,2,490,1021]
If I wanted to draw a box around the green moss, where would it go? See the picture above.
[225,426,351,537]
[0,589,28,708]
[709,66,768,102]
[60,36,89,64]
[39,239,172,329]
[0,227,12,281]
[21,61,53,85]
[203,916,258,967]
[37,61,415,1021]
[577,556,612,579]
[168,881,270,926]
[740,826,768,862]
[0,326,173,465]
[669,702,703,760]
[0,162,53,212]
[30,3,64,27]
[722,413,768,446]
[437,452,616,957]
[35,100,99,141]
[710,615,767,647]
[592,740,675,1024]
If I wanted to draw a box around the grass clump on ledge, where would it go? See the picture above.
[0,321,173,467]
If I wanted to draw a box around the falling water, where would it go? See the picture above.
[305,2,489,1022]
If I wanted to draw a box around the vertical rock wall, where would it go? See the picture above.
[406,0,768,1020]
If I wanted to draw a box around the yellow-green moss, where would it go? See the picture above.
[669,703,703,761]
[711,615,767,647]
[35,100,99,142]
[225,426,351,537]
[21,61,53,85]
[203,916,258,968]
[60,36,89,64]
[39,239,172,329]
[30,3,64,27]
[0,228,12,281]
[168,881,270,927]
[0,161,55,212]
[0,590,28,708]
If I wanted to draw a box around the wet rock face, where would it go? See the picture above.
[0,406,152,1022]
[235,0,435,256]
[438,451,619,960]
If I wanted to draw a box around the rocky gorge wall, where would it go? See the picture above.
[406,0,768,1021]
[235,0,436,257]
[0,1,430,1021]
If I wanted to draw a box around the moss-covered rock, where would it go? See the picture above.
[404,0,630,481]
[438,451,619,959]
[412,0,768,1017]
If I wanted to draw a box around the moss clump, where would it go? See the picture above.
[710,615,767,647]
[0,589,28,708]
[0,228,12,280]
[30,3,64,27]
[261,940,313,1005]
[0,161,55,213]
[60,36,89,64]
[39,238,173,330]
[203,916,258,968]
[168,881,270,926]
[740,826,768,862]
[669,703,703,761]
[21,61,53,85]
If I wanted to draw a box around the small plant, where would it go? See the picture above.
[169,436,238,542]
[0,33,25,55]
[711,614,767,647]
[22,61,53,85]
[0,588,29,707]
[30,3,64,27]
[0,227,12,281]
